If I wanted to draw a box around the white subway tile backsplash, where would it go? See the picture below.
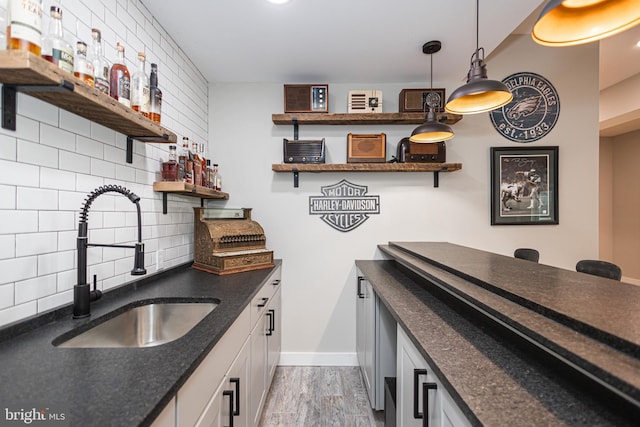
[91,158,116,179]
[37,290,72,314]
[16,139,59,169]
[76,136,104,159]
[15,274,57,305]
[60,151,91,174]
[40,124,77,152]
[38,251,75,276]
[0,256,38,285]
[0,301,37,327]
[0,134,17,161]
[40,168,76,191]
[0,185,16,209]
[0,235,15,260]
[17,187,58,210]
[0,211,38,234]
[0,284,14,309]
[39,211,75,232]
[0,0,207,327]
[16,232,58,257]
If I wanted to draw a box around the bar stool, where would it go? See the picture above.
[514,248,540,263]
[575,260,622,281]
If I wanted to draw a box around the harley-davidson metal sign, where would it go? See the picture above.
[490,72,560,143]
[309,180,380,232]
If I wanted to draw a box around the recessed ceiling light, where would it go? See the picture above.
[637,40,640,48]
[266,0,292,4]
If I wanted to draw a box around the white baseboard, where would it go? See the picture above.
[278,352,358,366]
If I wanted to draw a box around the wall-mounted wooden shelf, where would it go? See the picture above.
[272,163,462,188]
[272,112,462,125]
[0,50,177,163]
[153,182,229,214]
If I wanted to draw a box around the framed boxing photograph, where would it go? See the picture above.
[490,146,558,225]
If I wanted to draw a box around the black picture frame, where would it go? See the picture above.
[490,146,559,225]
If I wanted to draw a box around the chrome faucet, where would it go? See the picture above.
[74,185,147,318]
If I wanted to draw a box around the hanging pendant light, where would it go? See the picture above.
[445,0,512,115]
[410,40,454,143]
[532,0,640,47]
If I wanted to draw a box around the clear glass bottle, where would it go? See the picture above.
[131,52,150,117]
[149,63,163,124]
[73,41,95,87]
[213,164,222,191]
[198,143,207,187]
[109,42,131,107]
[6,0,43,56]
[206,159,213,189]
[179,137,193,184]
[191,139,202,186]
[90,28,110,95]
[41,6,74,74]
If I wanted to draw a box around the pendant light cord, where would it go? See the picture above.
[476,0,479,53]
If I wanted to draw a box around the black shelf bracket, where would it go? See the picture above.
[162,192,168,214]
[292,168,299,188]
[126,134,170,164]
[2,80,75,131]
[433,171,439,188]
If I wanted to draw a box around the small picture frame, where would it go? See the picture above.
[490,146,559,225]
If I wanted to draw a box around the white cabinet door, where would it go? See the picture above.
[266,286,281,384]
[363,279,376,405]
[397,325,441,427]
[356,274,366,372]
[222,339,251,427]
[250,307,268,427]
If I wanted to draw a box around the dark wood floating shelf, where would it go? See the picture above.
[272,163,462,188]
[153,182,229,214]
[272,112,462,125]
[0,50,177,162]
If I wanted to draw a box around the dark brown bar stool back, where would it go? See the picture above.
[514,248,540,263]
[575,260,622,281]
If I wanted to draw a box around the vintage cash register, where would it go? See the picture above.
[193,207,274,275]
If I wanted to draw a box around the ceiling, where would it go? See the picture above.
[143,0,640,133]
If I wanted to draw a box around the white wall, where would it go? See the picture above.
[0,0,208,327]
[209,35,600,364]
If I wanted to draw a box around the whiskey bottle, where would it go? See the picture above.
[212,164,222,191]
[131,52,150,117]
[73,41,95,86]
[90,29,110,95]
[110,43,131,107]
[199,143,207,187]
[6,0,43,56]
[192,139,202,186]
[41,6,74,74]
[206,159,213,189]
[149,63,163,124]
[179,137,193,184]
[161,145,179,181]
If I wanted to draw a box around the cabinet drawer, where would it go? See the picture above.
[177,305,250,427]
[250,266,282,328]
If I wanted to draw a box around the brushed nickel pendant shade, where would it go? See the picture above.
[445,0,513,115]
[410,40,454,143]
[532,0,640,47]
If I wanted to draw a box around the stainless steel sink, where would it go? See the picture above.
[55,300,218,348]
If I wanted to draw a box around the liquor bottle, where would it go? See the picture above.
[90,29,110,95]
[41,6,74,74]
[161,145,179,181]
[109,43,131,107]
[179,137,193,184]
[192,139,202,186]
[73,41,95,86]
[149,63,163,124]
[199,143,207,187]
[131,52,150,117]
[206,159,215,189]
[6,0,43,56]
[213,164,222,191]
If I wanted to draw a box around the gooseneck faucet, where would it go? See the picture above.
[74,185,147,318]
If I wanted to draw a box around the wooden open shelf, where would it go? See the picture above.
[0,50,177,162]
[272,112,462,125]
[153,181,229,214]
[272,163,462,188]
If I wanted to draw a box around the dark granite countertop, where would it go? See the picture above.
[0,261,281,427]
[356,259,637,426]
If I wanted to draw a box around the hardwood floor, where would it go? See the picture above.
[259,366,385,427]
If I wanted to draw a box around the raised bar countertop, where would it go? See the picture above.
[358,241,640,426]
[0,261,281,427]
